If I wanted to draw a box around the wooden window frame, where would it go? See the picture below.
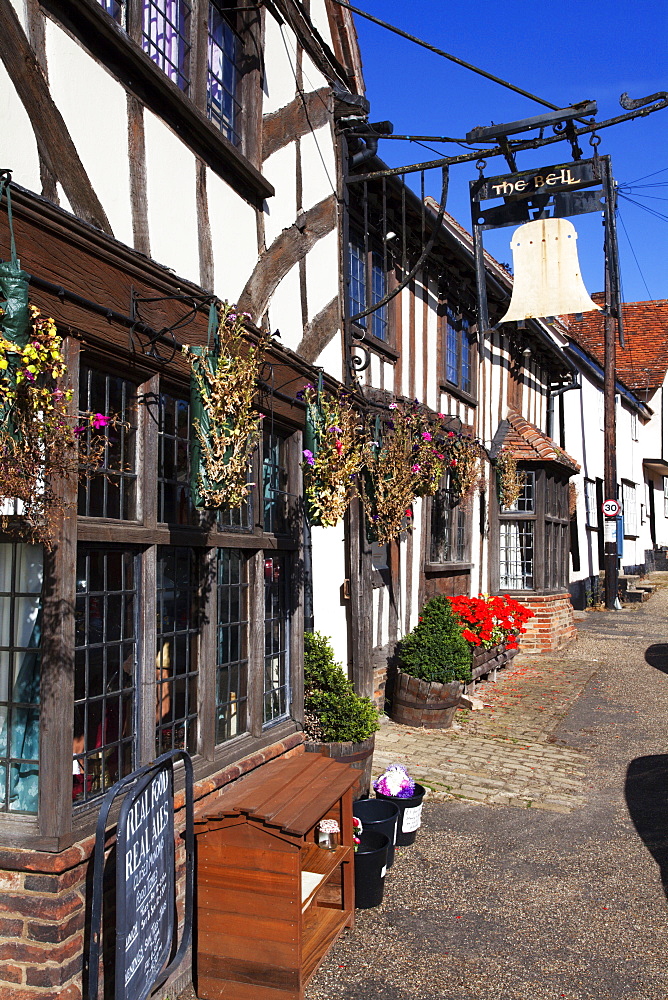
[622,480,638,539]
[42,0,271,203]
[0,344,303,848]
[424,476,472,572]
[438,298,477,407]
[492,464,570,596]
[347,230,396,356]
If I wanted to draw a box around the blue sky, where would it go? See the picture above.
[350,0,668,304]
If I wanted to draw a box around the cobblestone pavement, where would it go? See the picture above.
[305,580,668,1000]
[373,655,599,812]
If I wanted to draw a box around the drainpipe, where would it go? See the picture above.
[546,373,580,442]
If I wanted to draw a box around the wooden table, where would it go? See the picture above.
[194,753,358,1000]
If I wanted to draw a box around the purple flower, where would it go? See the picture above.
[92,413,109,430]
[328,426,342,434]
[411,463,421,473]
[73,425,86,437]
[422,431,432,441]
[302,449,315,466]
[373,764,416,798]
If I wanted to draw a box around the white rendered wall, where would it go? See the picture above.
[262,18,299,115]
[45,21,133,248]
[143,110,199,285]
[0,63,41,197]
[304,229,339,330]
[310,525,349,672]
[262,143,297,247]
[206,167,260,303]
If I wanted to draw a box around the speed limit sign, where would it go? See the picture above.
[602,498,621,517]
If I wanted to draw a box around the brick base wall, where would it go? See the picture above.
[0,734,305,1000]
[517,592,577,654]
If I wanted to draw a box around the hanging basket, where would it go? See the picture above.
[184,304,265,510]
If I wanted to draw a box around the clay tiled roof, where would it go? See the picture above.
[569,296,668,393]
[497,409,580,473]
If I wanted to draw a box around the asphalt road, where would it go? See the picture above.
[305,585,668,1000]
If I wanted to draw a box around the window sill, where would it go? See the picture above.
[351,328,399,363]
[439,382,477,408]
[42,0,274,206]
[424,562,473,574]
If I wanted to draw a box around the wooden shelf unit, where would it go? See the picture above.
[194,754,358,1000]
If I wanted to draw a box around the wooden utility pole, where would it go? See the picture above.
[603,156,620,610]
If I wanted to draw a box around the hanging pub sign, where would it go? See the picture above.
[88,751,194,1000]
[469,154,622,340]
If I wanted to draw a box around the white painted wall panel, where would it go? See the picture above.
[304,229,338,325]
[143,110,199,284]
[262,19,298,115]
[309,0,335,47]
[300,126,336,210]
[45,21,133,247]
[206,167,258,303]
[262,144,297,247]
[265,260,301,347]
[314,328,343,380]
[311,525,349,672]
[0,62,41,196]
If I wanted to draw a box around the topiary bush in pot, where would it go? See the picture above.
[304,632,379,796]
[304,631,379,743]
[398,596,472,684]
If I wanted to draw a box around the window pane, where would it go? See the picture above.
[370,251,388,341]
[585,479,598,527]
[348,238,367,326]
[78,367,138,520]
[430,481,468,564]
[263,555,290,725]
[500,520,534,590]
[97,0,123,21]
[158,392,197,525]
[207,3,242,145]
[0,544,42,815]
[143,0,191,92]
[505,470,535,513]
[446,306,458,385]
[73,547,137,806]
[216,549,248,743]
[461,318,472,394]
[623,483,637,536]
[156,548,199,755]
[262,430,289,534]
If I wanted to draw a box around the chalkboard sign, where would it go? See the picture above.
[115,762,175,1000]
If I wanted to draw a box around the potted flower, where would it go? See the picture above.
[303,632,380,798]
[391,596,472,729]
[447,593,535,682]
[373,764,426,847]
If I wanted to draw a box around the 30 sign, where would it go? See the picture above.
[602,499,621,517]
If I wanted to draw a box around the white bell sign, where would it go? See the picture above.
[500,218,602,323]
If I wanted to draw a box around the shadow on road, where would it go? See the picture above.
[625,754,668,900]
[645,644,668,674]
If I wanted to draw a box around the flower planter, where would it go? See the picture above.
[305,734,376,799]
[390,669,464,729]
[354,830,390,908]
[375,782,426,846]
[353,798,400,868]
[469,641,518,684]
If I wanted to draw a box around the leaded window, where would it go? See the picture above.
[348,236,388,342]
[156,547,199,755]
[622,481,637,536]
[444,306,473,396]
[584,479,598,528]
[158,393,192,525]
[207,2,242,145]
[263,429,289,534]
[78,366,138,520]
[0,544,42,815]
[263,554,290,725]
[142,0,191,92]
[430,478,468,564]
[73,547,137,804]
[497,466,569,593]
[216,548,248,743]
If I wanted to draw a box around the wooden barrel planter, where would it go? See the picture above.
[305,734,376,798]
[469,642,518,684]
[390,670,464,729]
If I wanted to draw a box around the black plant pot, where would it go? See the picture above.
[375,782,426,846]
[353,798,400,868]
[354,831,389,909]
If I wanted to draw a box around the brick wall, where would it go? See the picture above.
[0,734,305,1000]
[517,592,577,654]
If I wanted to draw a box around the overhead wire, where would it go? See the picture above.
[328,0,568,112]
